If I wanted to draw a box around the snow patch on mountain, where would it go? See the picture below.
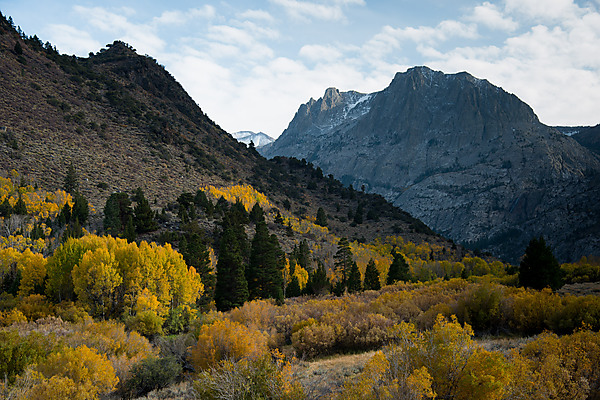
[231,131,275,148]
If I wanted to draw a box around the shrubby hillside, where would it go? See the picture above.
[2,11,600,400]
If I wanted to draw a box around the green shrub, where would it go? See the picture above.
[126,310,164,337]
[119,356,182,399]
[0,331,55,383]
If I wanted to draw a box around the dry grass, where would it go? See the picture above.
[130,381,195,400]
[293,351,376,400]
[558,282,600,296]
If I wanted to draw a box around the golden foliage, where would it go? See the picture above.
[202,184,272,212]
[25,345,119,399]
[189,319,269,370]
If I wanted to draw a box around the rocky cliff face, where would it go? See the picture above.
[261,67,600,262]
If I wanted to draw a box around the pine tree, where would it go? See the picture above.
[286,274,302,298]
[353,203,363,224]
[63,162,79,194]
[364,258,381,290]
[291,240,310,271]
[315,207,328,227]
[249,203,265,224]
[214,213,249,311]
[182,233,215,306]
[194,190,213,216]
[71,193,89,226]
[519,236,563,290]
[61,202,72,225]
[387,250,410,285]
[230,199,249,225]
[247,220,284,302]
[0,198,13,217]
[305,261,330,295]
[14,41,23,55]
[13,195,27,215]
[347,262,362,293]
[334,237,353,291]
[124,216,136,242]
[103,192,132,236]
[133,188,157,233]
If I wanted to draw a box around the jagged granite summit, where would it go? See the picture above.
[261,66,600,262]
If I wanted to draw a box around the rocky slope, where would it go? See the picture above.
[0,14,456,251]
[261,67,600,262]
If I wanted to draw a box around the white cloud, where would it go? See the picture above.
[269,0,364,21]
[73,6,165,56]
[238,9,274,22]
[504,0,580,22]
[154,6,216,25]
[43,0,599,136]
[467,2,518,31]
[299,44,343,62]
[362,20,477,61]
[419,3,600,126]
[45,24,102,56]
[206,24,276,61]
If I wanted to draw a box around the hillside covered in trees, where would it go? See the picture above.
[2,11,600,400]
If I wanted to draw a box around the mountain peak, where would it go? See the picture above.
[103,40,138,56]
[264,67,600,262]
[321,87,343,111]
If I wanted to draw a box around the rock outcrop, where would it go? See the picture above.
[261,67,600,262]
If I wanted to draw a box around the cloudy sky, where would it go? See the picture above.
[3,0,600,137]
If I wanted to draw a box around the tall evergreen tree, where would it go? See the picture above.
[63,162,79,195]
[315,207,328,227]
[387,250,410,285]
[214,213,249,311]
[71,192,89,226]
[305,261,330,295]
[353,203,364,224]
[182,233,214,306]
[286,272,302,298]
[14,41,22,55]
[347,262,362,293]
[13,194,27,215]
[519,236,563,290]
[333,237,353,291]
[133,188,158,233]
[249,202,265,224]
[0,198,13,217]
[103,192,133,236]
[230,199,249,225]
[364,259,381,290]
[194,190,213,216]
[291,239,310,271]
[124,216,136,242]
[247,220,284,302]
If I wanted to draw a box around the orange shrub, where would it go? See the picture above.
[189,319,269,370]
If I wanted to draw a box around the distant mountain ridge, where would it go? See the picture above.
[231,131,275,148]
[572,124,600,155]
[261,66,600,262]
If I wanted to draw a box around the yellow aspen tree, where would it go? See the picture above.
[72,248,122,319]
[17,248,47,296]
